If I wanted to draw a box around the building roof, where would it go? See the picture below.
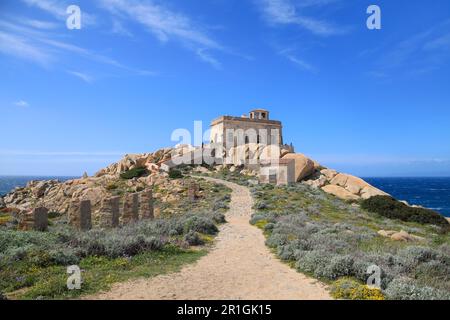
[210,115,282,127]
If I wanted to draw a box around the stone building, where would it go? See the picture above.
[210,109,283,149]
[259,158,296,185]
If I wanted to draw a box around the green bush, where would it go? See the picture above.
[361,196,449,229]
[120,167,148,180]
[168,169,183,179]
[331,278,385,300]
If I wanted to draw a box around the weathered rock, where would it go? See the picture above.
[377,230,397,237]
[378,229,424,242]
[303,175,328,189]
[139,190,154,220]
[187,182,200,201]
[98,196,120,228]
[122,193,139,224]
[68,200,81,227]
[281,153,315,182]
[330,173,387,198]
[68,200,92,231]
[360,186,388,199]
[0,197,5,209]
[321,185,360,201]
[33,207,48,232]
[391,230,424,242]
[320,169,338,181]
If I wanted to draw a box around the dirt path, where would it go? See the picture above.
[89,177,330,300]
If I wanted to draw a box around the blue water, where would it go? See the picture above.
[0,176,77,197]
[364,177,450,217]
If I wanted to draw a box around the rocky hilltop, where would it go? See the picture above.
[0,145,387,218]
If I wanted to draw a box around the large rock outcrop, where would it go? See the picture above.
[302,167,388,201]
[281,153,315,182]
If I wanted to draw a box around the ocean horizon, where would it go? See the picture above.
[1,175,450,217]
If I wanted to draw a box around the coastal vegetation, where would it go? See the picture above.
[248,182,450,300]
[0,178,231,300]
[361,195,450,230]
[119,167,148,180]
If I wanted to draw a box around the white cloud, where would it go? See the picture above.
[99,0,220,49]
[23,19,59,30]
[371,21,450,78]
[279,48,315,72]
[258,0,343,36]
[196,49,222,70]
[99,0,225,68]
[21,0,96,26]
[0,31,52,65]
[67,70,94,83]
[111,19,133,37]
[14,100,30,107]
[0,21,154,76]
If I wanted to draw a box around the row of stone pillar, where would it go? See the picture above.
[23,190,153,232]
[68,190,154,231]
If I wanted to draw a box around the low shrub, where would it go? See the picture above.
[168,169,183,179]
[212,212,226,224]
[181,215,218,235]
[361,196,449,229]
[331,278,385,300]
[120,167,148,180]
[184,231,204,246]
[105,183,118,191]
[385,277,450,300]
[213,201,229,211]
[295,250,332,276]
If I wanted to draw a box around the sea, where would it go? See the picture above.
[0,176,449,217]
[363,177,450,217]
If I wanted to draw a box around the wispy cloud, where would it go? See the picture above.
[99,0,224,67]
[99,0,220,48]
[111,19,133,37]
[369,21,450,78]
[279,48,315,72]
[258,0,344,36]
[22,19,59,30]
[21,0,96,26]
[196,49,222,70]
[0,31,52,66]
[0,19,155,76]
[14,100,30,108]
[67,70,94,83]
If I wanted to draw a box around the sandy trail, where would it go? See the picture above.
[89,177,330,300]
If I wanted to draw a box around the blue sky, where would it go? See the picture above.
[1,0,450,177]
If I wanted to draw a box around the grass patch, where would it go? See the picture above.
[7,246,205,300]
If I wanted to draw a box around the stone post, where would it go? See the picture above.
[80,200,92,231]
[139,190,154,220]
[33,207,48,231]
[98,196,121,228]
[68,200,80,227]
[68,200,92,231]
[187,182,200,201]
[122,193,139,224]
